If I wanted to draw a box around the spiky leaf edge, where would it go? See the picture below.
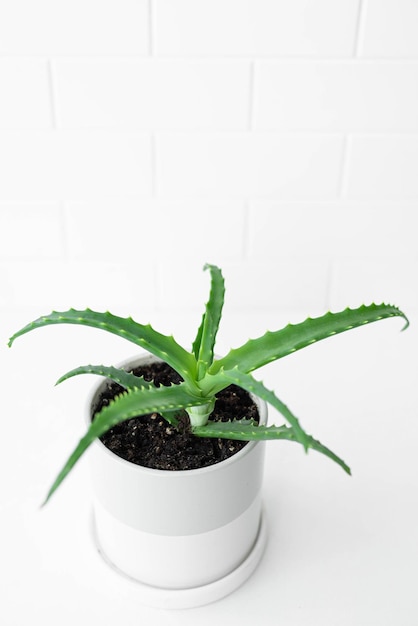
[209,304,409,376]
[193,419,350,475]
[43,382,208,504]
[8,308,198,390]
[192,264,225,380]
[55,364,153,391]
[201,367,309,449]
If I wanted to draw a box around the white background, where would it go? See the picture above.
[0,1,417,624]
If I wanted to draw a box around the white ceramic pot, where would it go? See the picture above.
[87,354,268,609]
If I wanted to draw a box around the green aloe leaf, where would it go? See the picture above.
[159,409,183,427]
[192,264,225,379]
[55,364,153,390]
[193,419,350,475]
[203,367,309,449]
[209,304,409,375]
[56,364,181,427]
[8,308,197,388]
[43,382,206,505]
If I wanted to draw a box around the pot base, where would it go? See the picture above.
[92,510,267,610]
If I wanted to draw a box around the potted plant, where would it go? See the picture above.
[8,264,408,609]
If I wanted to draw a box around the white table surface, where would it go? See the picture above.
[1,305,417,626]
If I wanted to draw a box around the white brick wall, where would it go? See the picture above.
[153,0,360,56]
[156,133,344,197]
[0,0,149,55]
[0,0,417,315]
[53,60,251,130]
[254,61,418,131]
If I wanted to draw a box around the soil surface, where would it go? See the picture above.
[94,360,259,471]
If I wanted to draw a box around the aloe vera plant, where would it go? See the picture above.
[9,264,408,504]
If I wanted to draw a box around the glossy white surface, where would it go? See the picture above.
[1,307,417,625]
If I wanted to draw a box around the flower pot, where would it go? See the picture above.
[88,354,268,609]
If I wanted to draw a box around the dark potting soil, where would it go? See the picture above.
[94,360,259,471]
